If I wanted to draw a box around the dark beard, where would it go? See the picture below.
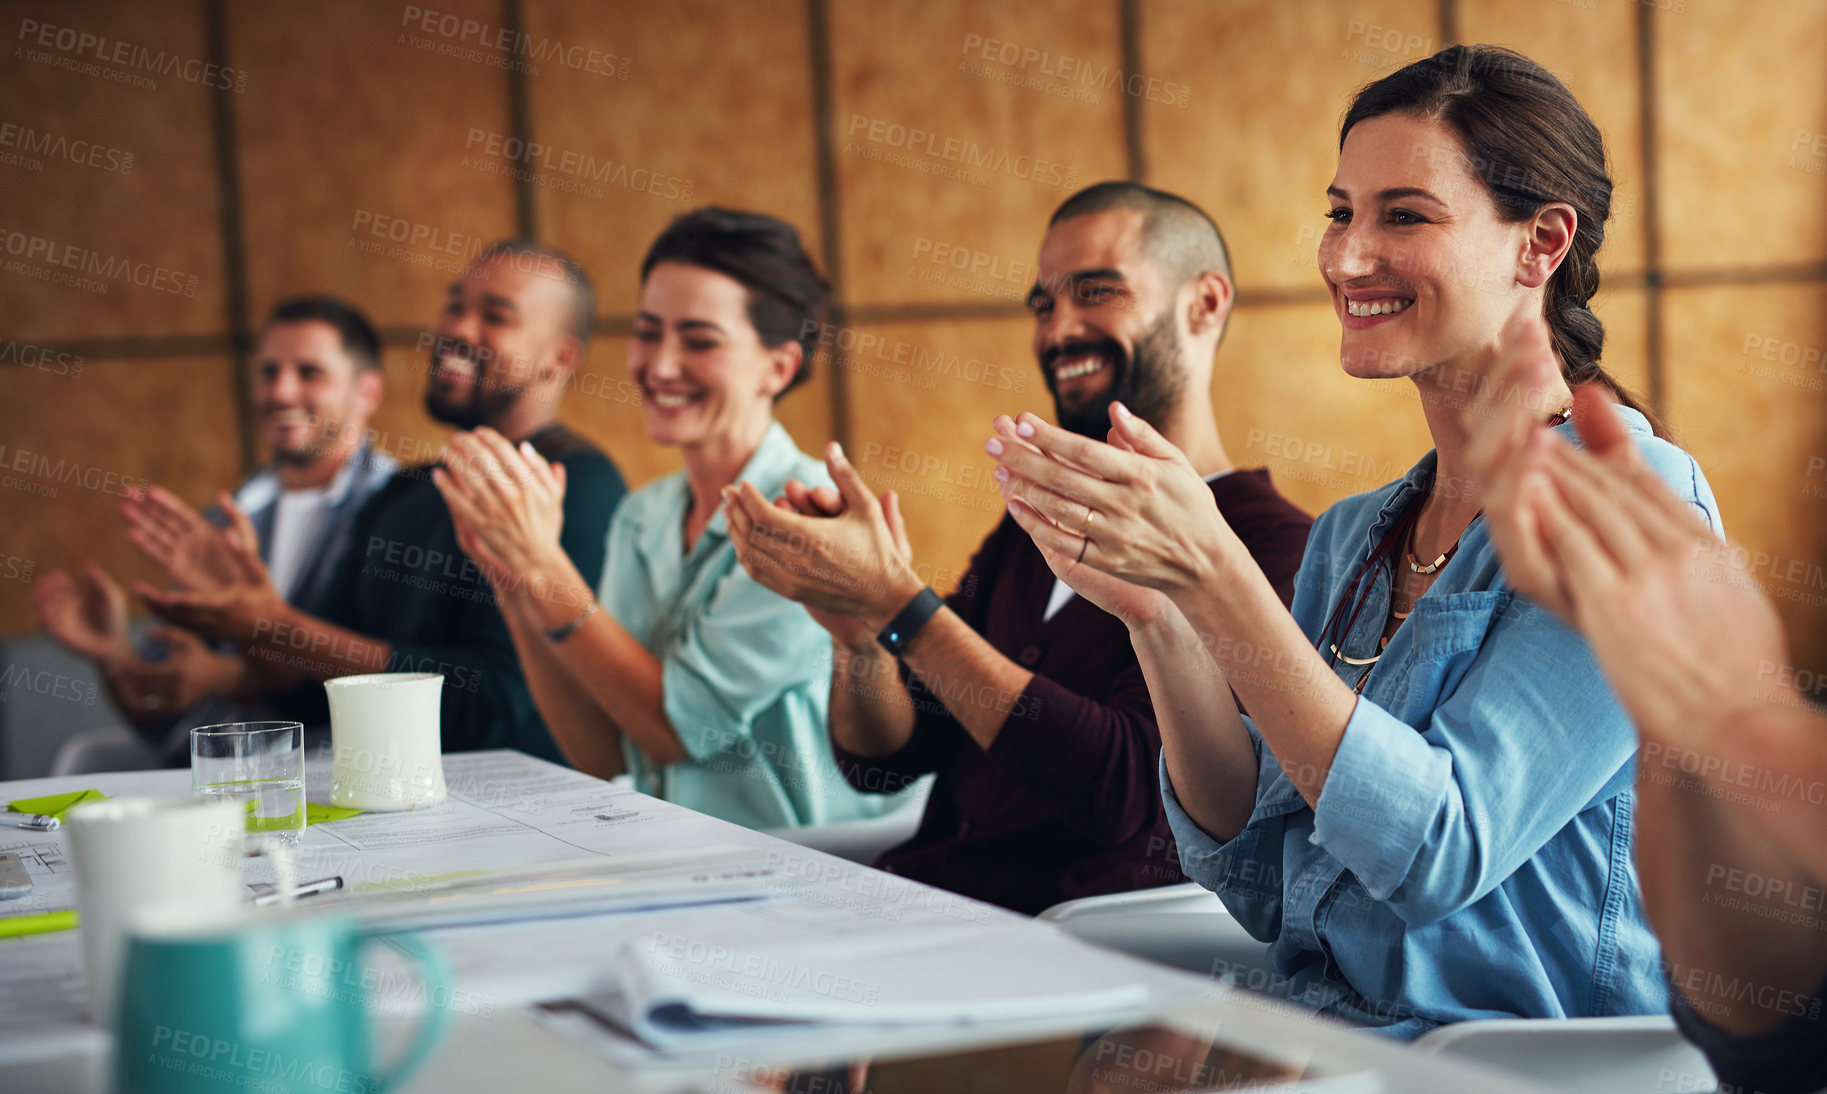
[423,382,520,431]
[423,340,525,429]
[1044,307,1186,439]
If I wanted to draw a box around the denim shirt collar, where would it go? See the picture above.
[1354,405,1652,560]
[1360,450,1439,559]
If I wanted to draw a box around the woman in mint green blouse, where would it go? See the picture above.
[435,208,892,829]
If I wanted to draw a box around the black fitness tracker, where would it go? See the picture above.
[876,586,943,655]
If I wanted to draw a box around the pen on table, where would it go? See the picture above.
[0,876,348,936]
[0,813,60,831]
[252,875,345,906]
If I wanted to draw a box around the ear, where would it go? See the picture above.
[1184,270,1233,339]
[759,341,803,400]
[543,334,583,389]
[1518,203,1577,290]
[354,367,384,421]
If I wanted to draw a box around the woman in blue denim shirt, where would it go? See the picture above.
[986,45,1720,1037]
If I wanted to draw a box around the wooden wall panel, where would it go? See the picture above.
[1663,284,1827,674]
[231,0,518,329]
[0,357,240,632]
[524,0,822,317]
[1655,2,1827,271]
[772,355,839,473]
[6,0,1827,660]
[841,317,1040,590]
[1216,301,1432,515]
[830,0,1129,308]
[1457,0,1648,278]
[0,0,224,341]
[1140,0,1438,295]
[1590,284,1650,401]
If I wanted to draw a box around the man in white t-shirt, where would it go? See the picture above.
[34,295,397,763]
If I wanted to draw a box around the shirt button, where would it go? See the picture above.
[957,821,973,837]
[1017,645,1042,666]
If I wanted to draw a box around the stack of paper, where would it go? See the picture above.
[607,921,1150,1049]
[339,848,781,930]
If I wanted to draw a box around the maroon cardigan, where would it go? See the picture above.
[833,469,1313,914]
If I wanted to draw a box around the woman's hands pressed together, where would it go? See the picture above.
[986,404,1246,603]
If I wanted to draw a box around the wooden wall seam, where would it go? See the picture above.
[6,1,1823,397]
[1637,0,1666,411]
[807,0,851,452]
[1120,0,1145,181]
[205,0,256,474]
[504,0,539,239]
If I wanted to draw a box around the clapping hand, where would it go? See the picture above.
[123,488,282,642]
[34,563,132,663]
[431,428,569,595]
[1473,324,1785,750]
[723,443,919,650]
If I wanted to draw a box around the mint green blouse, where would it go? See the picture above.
[600,422,895,829]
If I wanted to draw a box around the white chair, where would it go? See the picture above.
[1050,884,1718,1094]
[0,633,130,778]
[763,776,934,864]
[1411,1015,1717,1094]
[50,725,160,776]
[1040,883,1274,981]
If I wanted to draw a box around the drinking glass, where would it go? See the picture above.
[189,720,306,849]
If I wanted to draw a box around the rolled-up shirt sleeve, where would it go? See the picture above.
[1311,594,1639,925]
[1160,742,1287,943]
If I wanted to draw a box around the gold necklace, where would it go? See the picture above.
[1325,406,1571,688]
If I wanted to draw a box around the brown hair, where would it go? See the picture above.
[1341,45,1668,438]
[641,207,829,398]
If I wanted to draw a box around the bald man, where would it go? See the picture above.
[728,183,1312,913]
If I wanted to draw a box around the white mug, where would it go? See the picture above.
[65,795,247,1024]
[326,672,447,811]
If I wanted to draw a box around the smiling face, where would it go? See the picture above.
[628,261,795,450]
[424,254,578,429]
[1028,209,1185,437]
[1319,112,1538,380]
[251,320,377,466]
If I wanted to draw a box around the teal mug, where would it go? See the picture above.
[115,908,451,1094]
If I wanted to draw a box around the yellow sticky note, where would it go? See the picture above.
[0,909,78,939]
[305,803,364,826]
[8,789,109,819]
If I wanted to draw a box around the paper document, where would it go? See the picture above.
[608,921,1150,1049]
[344,855,782,931]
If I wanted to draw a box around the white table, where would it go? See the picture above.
[0,751,1550,1094]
